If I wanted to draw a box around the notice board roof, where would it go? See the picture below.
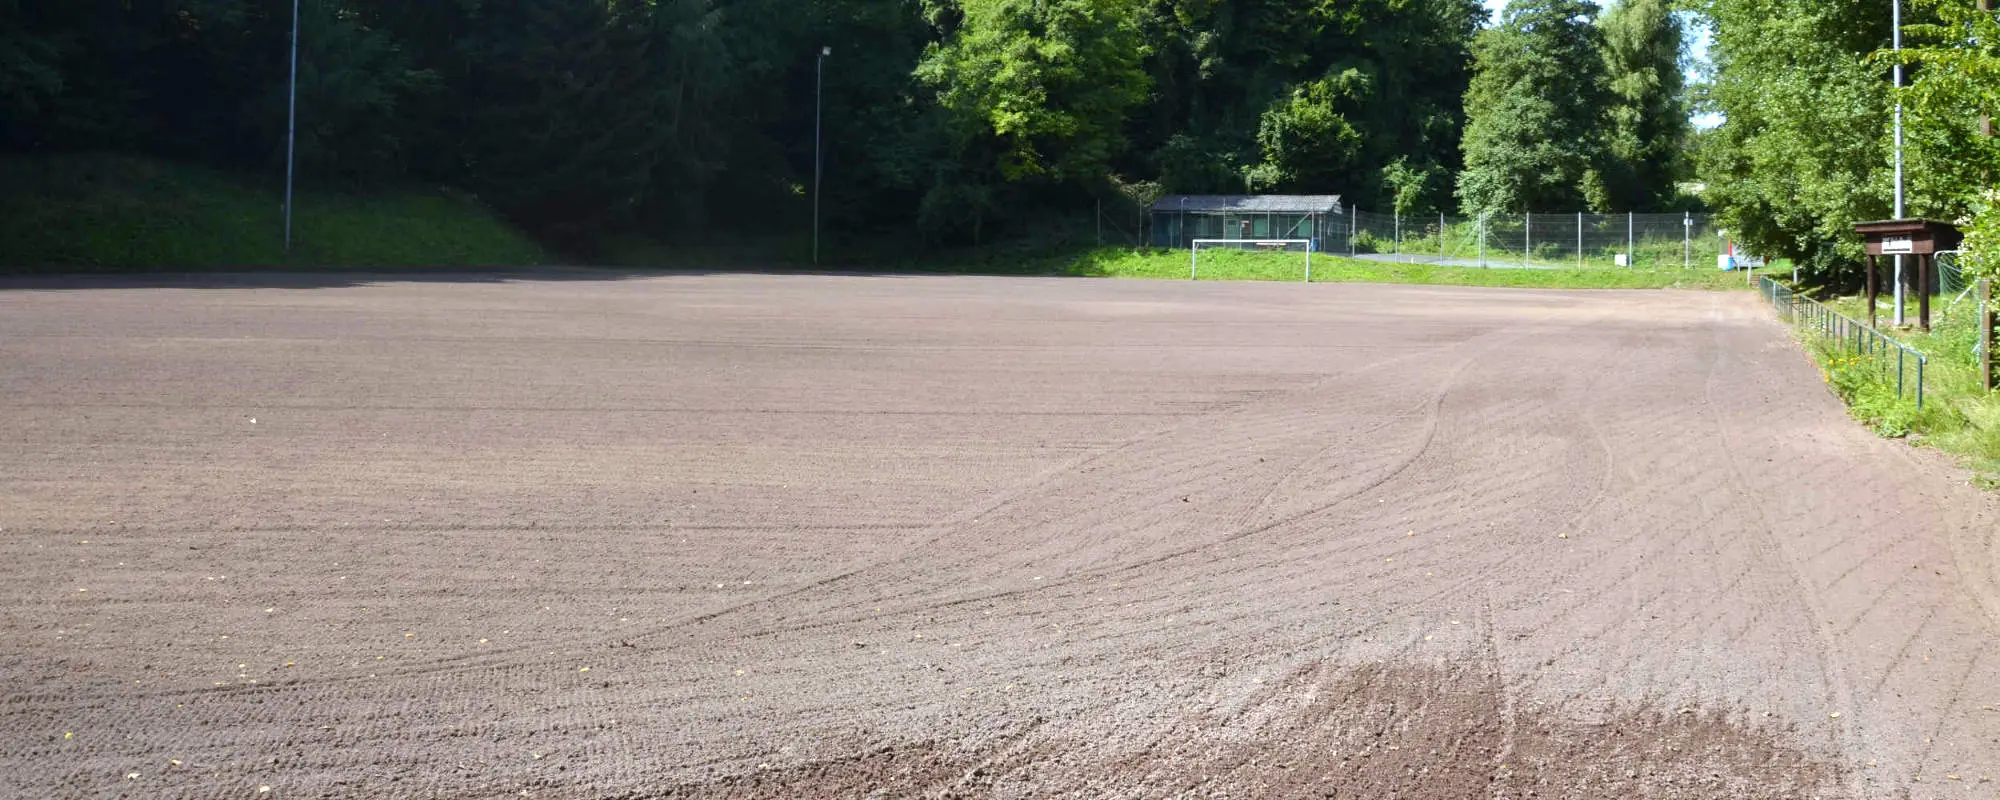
[1853,218,1962,256]
[1152,195,1344,214]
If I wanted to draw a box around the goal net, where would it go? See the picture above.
[1191,239,1316,282]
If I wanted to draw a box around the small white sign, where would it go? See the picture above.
[1882,236,1915,254]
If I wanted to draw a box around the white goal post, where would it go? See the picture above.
[1191,239,1316,282]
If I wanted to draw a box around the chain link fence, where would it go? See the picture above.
[1342,211,1725,269]
[1938,250,1972,296]
[1119,202,1749,271]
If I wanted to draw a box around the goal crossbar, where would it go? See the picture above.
[1190,239,1316,282]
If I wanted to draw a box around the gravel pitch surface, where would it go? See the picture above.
[2,273,1998,799]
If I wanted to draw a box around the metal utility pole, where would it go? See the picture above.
[814,46,831,266]
[284,0,300,253]
[1984,0,1996,138]
[1894,0,1908,325]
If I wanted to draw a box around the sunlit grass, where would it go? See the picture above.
[1807,294,2000,482]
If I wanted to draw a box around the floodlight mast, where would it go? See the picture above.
[1894,0,1907,325]
[814,46,831,266]
[284,0,300,252]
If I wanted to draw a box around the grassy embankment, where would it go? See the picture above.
[1807,293,2000,483]
[1051,247,1763,290]
[0,154,1754,293]
[0,154,544,270]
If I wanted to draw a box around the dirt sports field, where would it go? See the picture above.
[2,273,1999,799]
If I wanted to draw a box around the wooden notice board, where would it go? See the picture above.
[1852,219,1963,331]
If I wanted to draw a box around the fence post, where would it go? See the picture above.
[1350,206,1357,257]
[1524,212,1531,268]
[1983,278,1995,392]
[1394,210,1401,259]
[1627,212,1635,268]
[1577,212,1583,268]
[1683,212,1691,268]
[1441,212,1447,259]
[1478,215,1486,267]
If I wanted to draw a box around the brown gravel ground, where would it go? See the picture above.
[1,273,1997,800]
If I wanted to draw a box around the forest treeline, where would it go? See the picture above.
[0,0,1693,256]
[6,0,1996,281]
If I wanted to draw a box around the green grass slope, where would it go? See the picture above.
[1814,294,2000,483]
[1047,248,1761,290]
[0,154,544,271]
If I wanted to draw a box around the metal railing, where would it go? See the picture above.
[1762,277,1926,409]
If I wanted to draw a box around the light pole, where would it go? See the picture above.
[814,46,831,266]
[1893,0,1908,325]
[284,0,300,253]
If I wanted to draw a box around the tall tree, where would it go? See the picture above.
[1893,0,2000,278]
[910,0,1150,241]
[443,0,666,246]
[0,0,67,150]
[917,0,1150,182]
[248,2,439,183]
[1133,0,1480,211]
[1456,0,1612,216]
[1597,0,1689,210]
[1696,0,1898,282]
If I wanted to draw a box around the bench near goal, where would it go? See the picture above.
[1191,239,1316,282]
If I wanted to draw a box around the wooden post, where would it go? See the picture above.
[1982,278,1995,392]
[1919,253,1933,331]
[1866,254,1879,329]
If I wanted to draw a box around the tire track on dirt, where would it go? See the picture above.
[655,302,1602,652]
[1700,296,1868,797]
[97,302,1576,780]
[24,314,1476,711]
[929,304,1634,789]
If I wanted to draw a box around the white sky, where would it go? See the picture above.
[1482,0,1720,127]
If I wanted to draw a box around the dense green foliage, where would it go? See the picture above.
[1134,0,1482,214]
[1694,0,2000,284]
[1598,0,1689,211]
[0,0,1719,263]
[1695,0,1900,284]
[1455,0,1690,218]
[1896,0,2000,280]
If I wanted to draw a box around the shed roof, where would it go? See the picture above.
[1151,195,1344,213]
